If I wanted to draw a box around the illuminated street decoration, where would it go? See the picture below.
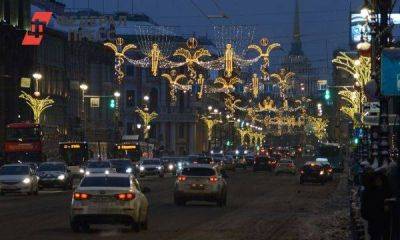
[257,97,276,112]
[332,53,371,86]
[225,97,241,114]
[197,74,205,99]
[201,115,221,141]
[173,37,211,81]
[306,116,328,140]
[338,87,366,126]
[248,38,281,79]
[104,37,137,84]
[161,70,190,105]
[135,107,158,139]
[19,91,54,124]
[251,73,259,98]
[224,43,234,77]
[150,43,162,76]
[214,76,242,94]
[270,68,295,98]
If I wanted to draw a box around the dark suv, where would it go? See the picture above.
[299,162,326,185]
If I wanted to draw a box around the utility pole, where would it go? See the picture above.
[371,0,392,166]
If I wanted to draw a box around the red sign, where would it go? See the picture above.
[22,12,53,46]
[4,142,42,153]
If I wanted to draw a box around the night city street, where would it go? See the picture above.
[1,0,400,240]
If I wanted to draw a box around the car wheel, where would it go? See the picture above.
[141,209,148,230]
[299,178,304,184]
[131,217,141,232]
[33,186,39,195]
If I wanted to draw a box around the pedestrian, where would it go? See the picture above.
[361,170,392,240]
[388,154,400,239]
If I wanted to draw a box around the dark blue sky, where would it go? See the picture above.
[59,0,382,80]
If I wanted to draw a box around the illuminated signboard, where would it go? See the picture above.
[117,145,136,150]
[350,13,400,46]
[63,144,81,149]
[22,12,53,46]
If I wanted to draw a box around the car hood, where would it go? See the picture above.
[86,168,109,173]
[0,175,30,181]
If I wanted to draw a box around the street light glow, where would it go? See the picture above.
[80,84,88,91]
[114,91,121,97]
[143,95,150,101]
[136,123,142,129]
[32,73,42,80]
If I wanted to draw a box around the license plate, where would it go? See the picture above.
[190,184,204,190]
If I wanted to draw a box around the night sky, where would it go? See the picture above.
[58,0,397,80]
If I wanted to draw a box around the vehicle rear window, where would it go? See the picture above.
[80,177,130,187]
[193,157,212,164]
[110,160,132,167]
[142,160,161,165]
[87,161,111,168]
[181,167,216,176]
[0,166,30,175]
[38,164,65,172]
[280,160,292,164]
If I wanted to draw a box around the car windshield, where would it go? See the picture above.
[0,166,30,175]
[38,164,65,171]
[80,177,130,187]
[87,161,111,168]
[142,160,161,165]
[181,167,216,176]
[110,160,132,167]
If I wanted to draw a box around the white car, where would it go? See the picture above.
[138,159,164,177]
[174,164,227,207]
[0,163,39,195]
[70,173,149,232]
[83,160,115,175]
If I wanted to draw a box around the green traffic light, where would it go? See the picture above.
[324,89,331,100]
[354,138,359,144]
[110,99,116,108]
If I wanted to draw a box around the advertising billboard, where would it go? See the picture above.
[350,13,400,47]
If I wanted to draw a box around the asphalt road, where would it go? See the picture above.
[0,165,347,240]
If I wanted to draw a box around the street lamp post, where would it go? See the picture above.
[32,72,42,97]
[79,83,88,140]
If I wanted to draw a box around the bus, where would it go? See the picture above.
[112,143,142,162]
[3,122,44,164]
[59,142,91,175]
[316,143,344,172]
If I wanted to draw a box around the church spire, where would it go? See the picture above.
[289,0,304,56]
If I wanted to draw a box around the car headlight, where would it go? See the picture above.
[22,178,31,184]
[319,170,324,175]
[126,167,132,173]
[168,164,174,170]
[79,168,85,174]
[157,166,162,170]
[57,174,65,180]
[139,166,145,171]
[105,170,110,174]
[85,171,90,176]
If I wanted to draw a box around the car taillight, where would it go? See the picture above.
[115,193,135,201]
[178,175,187,181]
[209,176,218,182]
[289,163,294,168]
[73,192,91,200]
[300,170,304,174]
[328,168,333,172]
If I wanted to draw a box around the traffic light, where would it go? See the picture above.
[226,140,232,146]
[109,99,116,108]
[354,137,359,145]
[324,89,331,101]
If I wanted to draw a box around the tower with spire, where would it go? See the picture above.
[281,0,318,97]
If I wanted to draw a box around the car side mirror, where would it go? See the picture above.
[142,186,151,193]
